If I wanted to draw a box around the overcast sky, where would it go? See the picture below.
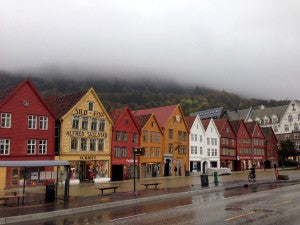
[1,0,300,100]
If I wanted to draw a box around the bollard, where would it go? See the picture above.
[213,171,218,185]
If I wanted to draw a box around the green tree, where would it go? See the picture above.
[278,140,297,161]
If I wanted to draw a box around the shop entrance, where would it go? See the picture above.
[112,165,123,181]
[164,159,171,176]
[79,161,90,181]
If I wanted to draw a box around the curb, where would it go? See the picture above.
[0,179,298,224]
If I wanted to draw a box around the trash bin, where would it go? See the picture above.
[200,175,209,187]
[45,184,56,202]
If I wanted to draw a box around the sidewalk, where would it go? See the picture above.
[0,169,299,224]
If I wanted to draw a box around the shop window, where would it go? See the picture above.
[122,132,128,142]
[114,147,120,157]
[72,116,79,129]
[82,117,88,130]
[38,140,47,154]
[80,138,87,151]
[27,139,36,154]
[71,138,78,151]
[91,118,97,130]
[0,139,10,155]
[98,139,104,151]
[132,133,138,143]
[28,115,37,129]
[88,102,94,112]
[39,116,48,130]
[169,129,173,139]
[122,147,127,157]
[90,139,96,151]
[99,119,105,132]
[1,113,11,128]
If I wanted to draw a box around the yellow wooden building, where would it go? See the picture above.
[134,104,189,176]
[134,113,164,178]
[46,88,113,183]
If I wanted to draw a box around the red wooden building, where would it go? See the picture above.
[245,121,266,168]
[214,119,237,170]
[230,120,253,170]
[261,127,278,167]
[0,79,55,189]
[109,107,140,181]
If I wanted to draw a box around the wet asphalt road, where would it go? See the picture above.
[17,182,300,225]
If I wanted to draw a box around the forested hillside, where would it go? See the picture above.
[0,71,289,115]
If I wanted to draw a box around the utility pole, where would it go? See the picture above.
[133,147,145,196]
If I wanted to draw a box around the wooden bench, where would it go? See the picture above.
[141,183,161,189]
[97,186,118,195]
[0,195,25,206]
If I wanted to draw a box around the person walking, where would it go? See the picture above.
[174,166,178,176]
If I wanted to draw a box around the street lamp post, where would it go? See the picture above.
[133,147,145,196]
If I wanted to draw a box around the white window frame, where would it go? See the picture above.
[39,116,48,130]
[0,139,10,155]
[27,139,36,155]
[38,140,47,154]
[1,113,11,128]
[28,115,37,129]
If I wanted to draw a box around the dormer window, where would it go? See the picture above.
[263,117,269,124]
[88,102,94,112]
[292,103,296,111]
[272,115,278,124]
[255,117,261,124]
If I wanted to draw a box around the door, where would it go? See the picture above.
[112,165,123,181]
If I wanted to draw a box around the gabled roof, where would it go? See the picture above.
[250,105,288,121]
[245,121,257,136]
[46,89,87,119]
[190,107,224,119]
[201,119,210,130]
[229,120,241,135]
[225,108,252,121]
[133,104,178,128]
[214,118,236,138]
[134,114,152,130]
[185,116,196,131]
[109,107,140,134]
[261,127,275,140]
[0,79,56,118]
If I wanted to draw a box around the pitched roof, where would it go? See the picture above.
[109,107,126,124]
[201,119,210,130]
[261,127,273,139]
[0,85,16,104]
[185,116,196,130]
[245,121,257,136]
[45,89,87,118]
[213,118,227,133]
[225,108,252,121]
[134,114,152,130]
[133,104,178,128]
[250,105,288,121]
[190,107,224,119]
[229,120,241,135]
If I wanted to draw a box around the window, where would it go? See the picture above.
[169,143,173,153]
[207,149,210,156]
[231,139,235,146]
[72,116,79,129]
[191,146,195,154]
[156,132,160,143]
[122,147,127,157]
[194,134,197,141]
[90,139,96,151]
[294,123,299,131]
[178,145,183,154]
[27,139,36,154]
[88,102,94,112]
[71,138,78,151]
[156,148,160,157]
[200,147,203,155]
[178,131,183,141]
[115,131,121,142]
[288,115,293,122]
[226,128,229,133]
[38,140,47,154]
[80,138,87,151]
[122,132,128,142]
[285,124,289,132]
[0,139,10,155]
[1,113,11,128]
[194,146,197,154]
[143,131,148,142]
[39,116,48,130]
[298,114,300,121]
[114,147,120,157]
[207,138,210,145]
[125,119,129,125]
[183,145,187,154]
[150,148,155,157]
[99,119,105,132]
[98,139,104,151]
[183,132,187,141]
[272,116,278,124]
[150,132,155,143]
[143,148,147,157]
[82,117,88,130]
[200,135,202,142]
[169,129,173,139]
[91,118,97,130]
[273,126,278,133]
[191,134,194,141]
[132,133,138,143]
[28,115,37,129]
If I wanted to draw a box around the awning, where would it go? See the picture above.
[0,160,70,167]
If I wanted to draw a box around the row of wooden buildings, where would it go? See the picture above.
[0,79,278,189]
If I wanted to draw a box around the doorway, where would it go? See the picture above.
[112,165,123,181]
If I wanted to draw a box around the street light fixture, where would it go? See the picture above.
[133,147,145,195]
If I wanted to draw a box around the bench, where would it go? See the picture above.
[97,186,118,195]
[141,183,161,189]
[0,195,25,206]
